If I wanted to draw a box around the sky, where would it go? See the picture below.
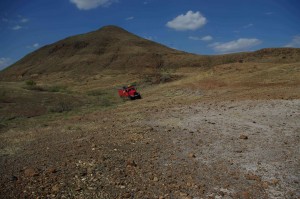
[0,0,300,70]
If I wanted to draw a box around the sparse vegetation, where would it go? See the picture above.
[49,101,73,113]
[98,96,114,107]
[87,89,107,96]
[24,80,44,91]
[0,89,7,103]
[24,82,67,93]
[45,85,67,92]
[25,80,37,86]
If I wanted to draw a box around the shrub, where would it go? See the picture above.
[25,85,46,91]
[46,85,66,92]
[49,101,72,113]
[99,97,113,107]
[159,73,172,83]
[87,89,107,96]
[0,90,7,103]
[25,80,37,86]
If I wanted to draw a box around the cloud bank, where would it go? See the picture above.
[166,11,207,31]
[12,25,22,30]
[70,0,117,10]
[210,38,261,53]
[189,35,213,41]
[0,57,12,70]
[285,35,300,48]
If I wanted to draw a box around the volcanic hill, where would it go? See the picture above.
[1,25,300,81]
[0,25,199,80]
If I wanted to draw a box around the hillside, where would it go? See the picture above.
[1,25,300,81]
[0,26,199,80]
[0,25,300,199]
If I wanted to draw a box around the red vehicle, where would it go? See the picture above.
[118,85,142,100]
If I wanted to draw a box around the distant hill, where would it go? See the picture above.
[1,25,300,81]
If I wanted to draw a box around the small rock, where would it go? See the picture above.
[51,184,60,192]
[270,179,279,185]
[179,192,188,197]
[87,186,97,190]
[245,173,261,181]
[240,191,250,199]
[79,168,87,176]
[87,167,94,174]
[24,168,39,177]
[75,187,82,191]
[262,181,269,189]
[153,177,159,182]
[11,175,18,181]
[235,149,243,153]
[120,185,126,189]
[126,160,137,167]
[46,168,57,174]
[219,191,225,196]
[188,153,196,158]
[239,135,248,140]
[123,192,131,198]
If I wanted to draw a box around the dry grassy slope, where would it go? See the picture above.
[0,34,300,198]
[139,64,300,107]
[1,25,300,81]
[1,60,298,126]
[1,61,299,198]
[0,26,200,80]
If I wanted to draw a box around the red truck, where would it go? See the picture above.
[118,85,142,100]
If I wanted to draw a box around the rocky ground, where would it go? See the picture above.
[0,96,299,198]
[1,61,300,198]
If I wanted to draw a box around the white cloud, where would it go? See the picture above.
[189,36,201,41]
[12,25,22,30]
[0,57,12,70]
[284,35,300,48]
[2,18,9,22]
[26,43,40,49]
[243,23,253,28]
[144,36,153,41]
[201,35,213,41]
[20,18,29,23]
[265,12,273,15]
[210,38,262,53]
[126,16,134,20]
[166,11,207,31]
[70,0,117,10]
[189,35,213,41]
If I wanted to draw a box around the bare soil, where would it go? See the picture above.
[0,62,300,199]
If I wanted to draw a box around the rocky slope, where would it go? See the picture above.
[1,25,300,81]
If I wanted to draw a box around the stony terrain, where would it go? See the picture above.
[0,95,299,199]
[0,26,300,198]
[1,61,300,198]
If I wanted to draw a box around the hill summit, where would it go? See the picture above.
[1,25,300,80]
[1,25,196,80]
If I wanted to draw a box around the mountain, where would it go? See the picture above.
[0,26,200,80]
[1,25,300,81]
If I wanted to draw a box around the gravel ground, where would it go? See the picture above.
[0,99,299,198]
[142,99,300,198]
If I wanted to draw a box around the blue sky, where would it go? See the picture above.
[0,0,300,70]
